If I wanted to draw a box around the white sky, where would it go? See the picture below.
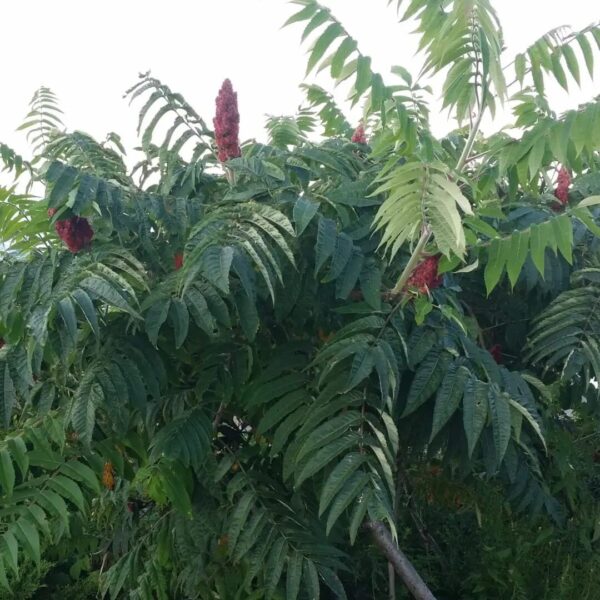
[0,1,598,165]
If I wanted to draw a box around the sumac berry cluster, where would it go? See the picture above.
[489,344,503,364]
[552,167,571,211]
[351,123,367,144]
[102,461,115,491]
[53,216,94,253]
[48,208,93,253]
[174,252,184,270]
[214,79,241,162]
[407,255,442,293]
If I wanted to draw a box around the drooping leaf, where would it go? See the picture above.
[293,196,319,236]
[200,245,234,294]
[315,218,338,274]
[145,298,171,347]
[403,351,450,417]
[463,378,489,457]
[286,551,303,600]
[487,385,511,465]
[430,364,469,441]
[0,449,15,498]
[168,298,189,348]
[13,519,40,567]
[0,364,16,429]
[319,453,367,516]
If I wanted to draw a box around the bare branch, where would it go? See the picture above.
[365,520,437,600]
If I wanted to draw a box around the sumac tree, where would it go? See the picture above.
[1,1,600,598]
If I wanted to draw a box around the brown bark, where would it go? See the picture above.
[365,520,437,600]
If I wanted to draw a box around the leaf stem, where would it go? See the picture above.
[456,106,485,173]
[389,95,484,299]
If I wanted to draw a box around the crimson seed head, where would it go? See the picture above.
[351,123,367,144]
[557,167,571,187]
[214,79,241,163]
[554,167,571,207]
[489,344,503,364]
[174,252,184,270]
[407,255,442,294]
[54,216,94,253]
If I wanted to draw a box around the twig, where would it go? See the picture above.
[212,402,227,432]
[462,148,493,165]
[481,318,531,332]
[388,562,396,600]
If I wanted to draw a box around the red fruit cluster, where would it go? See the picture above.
[214,79,241,163]
[489,344,502,364]
[552,167,571,211]
[351,123,367,144]
[406,255,442,293]
[174,252,184,270]
[54,216,94,253]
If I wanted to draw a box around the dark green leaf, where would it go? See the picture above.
[169,298,189,349]
[293,196,319,236]
[463,378,489,457]
[430,364,469,440]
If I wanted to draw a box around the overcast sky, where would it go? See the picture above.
[1,1,598,164]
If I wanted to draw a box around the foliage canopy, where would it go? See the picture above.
[1,1,600,598]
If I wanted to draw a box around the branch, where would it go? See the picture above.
[455,105,485,173]
[212,401,227,431]
[390,225,432,299]
[389,76,487,298]
[365,520,437,600]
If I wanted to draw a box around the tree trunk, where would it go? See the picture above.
[366,521,437,600]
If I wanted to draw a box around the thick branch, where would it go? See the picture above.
[366,521,437,600]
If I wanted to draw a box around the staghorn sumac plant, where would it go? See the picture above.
[1,2,600,598]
